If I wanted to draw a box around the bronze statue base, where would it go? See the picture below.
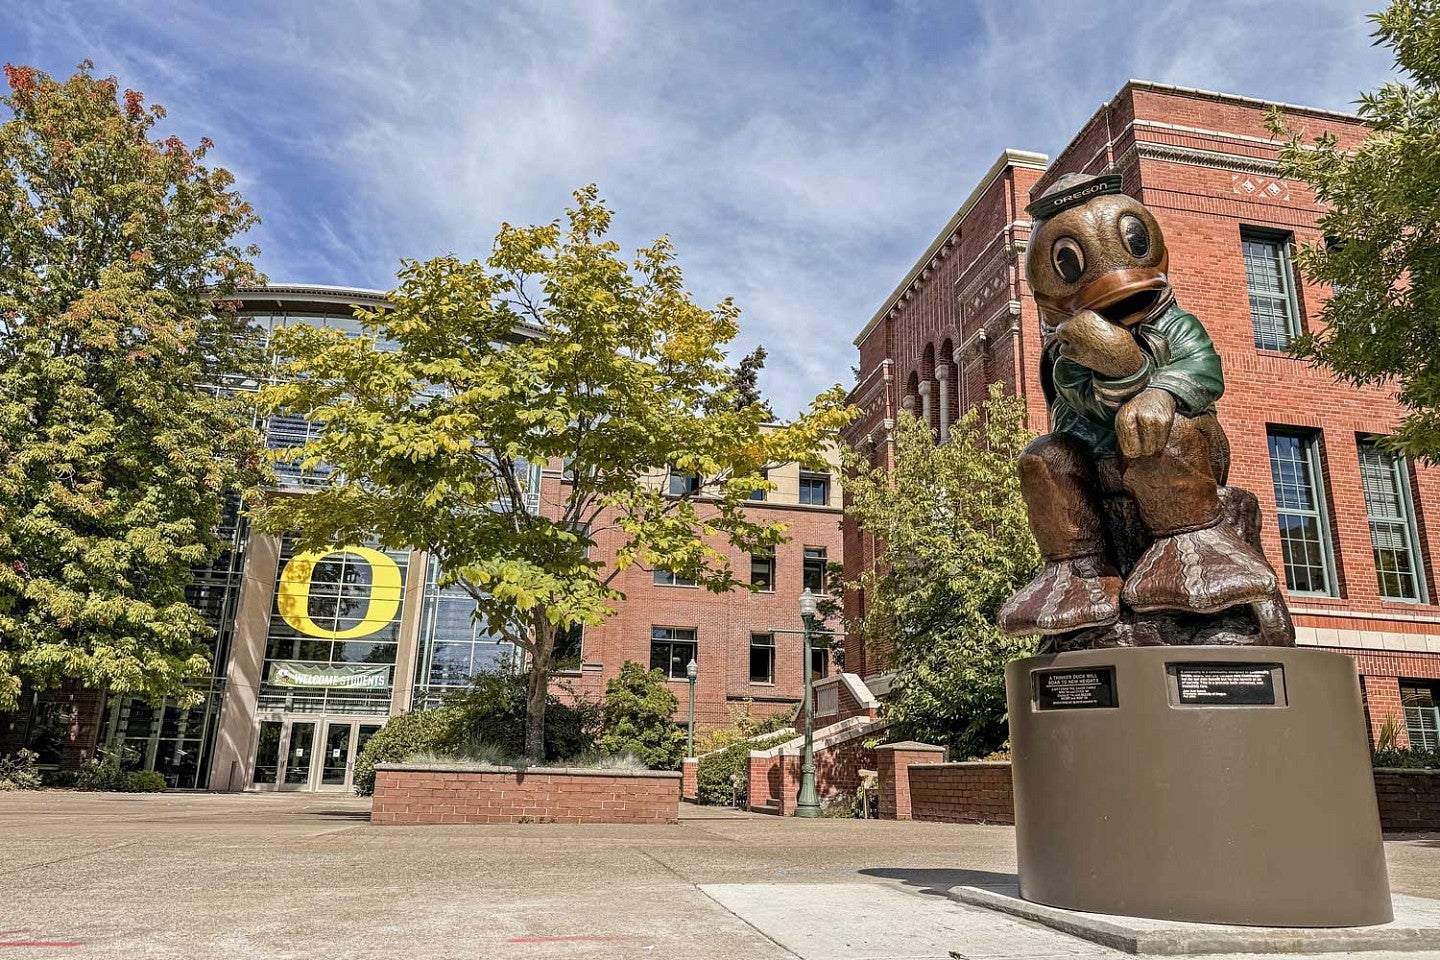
[1006,646,1391,927]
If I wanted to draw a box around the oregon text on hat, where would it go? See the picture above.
[1026,174,1124,220]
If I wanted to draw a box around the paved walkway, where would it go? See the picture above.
[1,792,1438,959]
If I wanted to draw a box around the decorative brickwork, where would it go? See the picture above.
[370,764,680,825]
[1373,769,1440,833]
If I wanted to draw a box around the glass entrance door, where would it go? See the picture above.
[281,721,317,789]
[252,718,385,792]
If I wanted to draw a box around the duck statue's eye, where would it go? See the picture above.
[1119,214,1150,258]
[1051,237,1085,283]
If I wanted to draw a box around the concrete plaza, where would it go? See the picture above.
[3,792,1440,959]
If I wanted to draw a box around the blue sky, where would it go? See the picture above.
[3,1,1396,415]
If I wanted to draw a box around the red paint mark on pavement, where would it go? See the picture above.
[507,935,643,944]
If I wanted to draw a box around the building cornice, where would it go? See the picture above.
[853,148,1048,349]
[1120,140,1283,178]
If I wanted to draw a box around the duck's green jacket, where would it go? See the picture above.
[1044,301,1224,458]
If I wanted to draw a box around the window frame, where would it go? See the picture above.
[798,471,831,506]
[802,547,827,594]
[667,470,700,497]
[1401,680,1440,752]
[649,626,698,680]
[748,632,776,684]
[653,567,698,588]
[750,551,776,592]
[1266,428,1339,598]
[1241,227,1303,352]
[1358,437,1428,603]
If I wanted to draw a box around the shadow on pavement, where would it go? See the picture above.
[309,809,373,820]
[859,867,1018,897]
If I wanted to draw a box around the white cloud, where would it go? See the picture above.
[4,0,1395,415]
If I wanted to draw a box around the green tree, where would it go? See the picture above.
[726,345,774,418]
[598,661,684,769]
[1268,1,1440,459]
[839,386,1039,759]
[253,186,853,759]
[0,64,263,711]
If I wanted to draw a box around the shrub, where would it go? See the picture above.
[123,770,167,792]
[1373,747,1440,770]
[694,704,795,756]
[599,662,684,770]
[71,748,168,792]
[353,674,603,796]
[0,749,43,791]
[695,730,795,806]
[446,673,600,762]
[74,750,129,792]
[353,706,467,796]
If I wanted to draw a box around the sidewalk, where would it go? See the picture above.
[1,792,1437,959]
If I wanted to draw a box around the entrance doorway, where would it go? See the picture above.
[252,717,383,792]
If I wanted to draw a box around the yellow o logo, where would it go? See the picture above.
[276,547,403,640]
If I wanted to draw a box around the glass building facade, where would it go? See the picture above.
[97,286,540,791]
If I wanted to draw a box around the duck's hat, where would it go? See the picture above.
[1026,172,1124,221]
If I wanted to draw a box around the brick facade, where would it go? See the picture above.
[538,455,843,735]
[845,81,1440,747]
[370,764,681,825]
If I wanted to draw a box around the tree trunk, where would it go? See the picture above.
[523,617,553,761]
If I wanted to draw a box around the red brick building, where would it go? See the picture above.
[537,451,844,731]
[845,81,1440,750]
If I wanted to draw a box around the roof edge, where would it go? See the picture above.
[852,148,1048,348]
[1125,79,1364,124]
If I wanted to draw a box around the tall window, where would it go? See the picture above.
[650,627,697,679]
[750,551,775,591]
[799,471,831,506]
[1242,229,1301,351]
[811,645,829,679]
[654,568,696,587]
[803,547,827,593]
[749,633,775,684]
[553,624,583,673]
[1268,430,1337,596]
[416,560,515,690]
[1358,440,1427,602]
[1402,682,1440,751]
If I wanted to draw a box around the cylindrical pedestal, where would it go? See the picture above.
[1006,646,1391,926]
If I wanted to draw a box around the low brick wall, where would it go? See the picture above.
[681,757,698,802]
[907,761,1014,825]
[876,742,945,819]
[1374,768,1440,833]
[371,764,681,826]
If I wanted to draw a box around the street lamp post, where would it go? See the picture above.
[686,658,698,758]
[795,589,822,818]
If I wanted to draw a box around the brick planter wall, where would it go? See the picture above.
[876,742,945,819]
[1374,769,1440,833]
[371,764,681,825]
[907,762,1015,824]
